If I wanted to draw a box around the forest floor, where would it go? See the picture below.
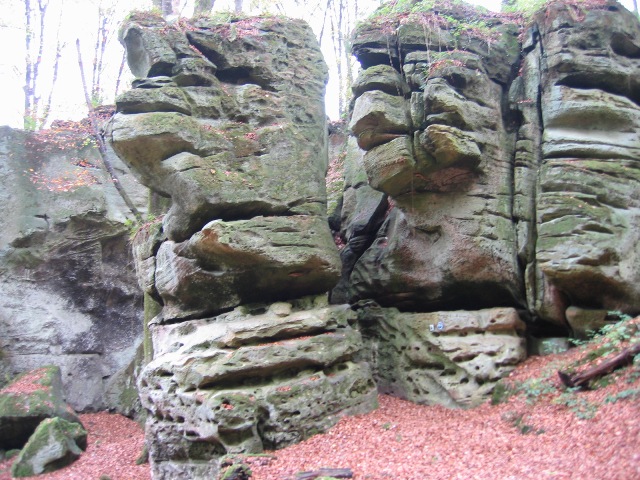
[1,318,639,480]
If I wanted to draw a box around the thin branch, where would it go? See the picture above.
[114,49,126,99]
[76,38,142,221]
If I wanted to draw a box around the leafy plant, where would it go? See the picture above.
[553,388,598,419]
[604,388,640,404]
[502,410,544,435]
[518,378,558,404]
[126,213,162,241]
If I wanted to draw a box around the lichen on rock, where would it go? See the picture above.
[110,13,377,478]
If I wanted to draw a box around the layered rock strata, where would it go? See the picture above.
[339,0,639,404]
[110,14,377,478]
[0,126,145,412]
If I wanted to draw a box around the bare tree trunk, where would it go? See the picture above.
[194,0,215,16]
[114,50,126,99]
[24,0,35,129]
[633,0,639,18]
[152,0,175,17]
[23,0,63,130]
[40,1,64,129]
[91,8,109,105]
[235,0,243,13]
[76,39,142,221]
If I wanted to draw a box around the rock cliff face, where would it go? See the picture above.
[109,1,640,477]
[109,14,377,478]
[0,125,146,412]
[340,0,639,406]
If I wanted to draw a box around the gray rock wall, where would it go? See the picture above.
[0,126,147,412]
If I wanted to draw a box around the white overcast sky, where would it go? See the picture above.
[0,0,636,127]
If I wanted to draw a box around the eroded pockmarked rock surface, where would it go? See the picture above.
[111,14,376,478]
[357,306,526,407]
[139,298,376,479]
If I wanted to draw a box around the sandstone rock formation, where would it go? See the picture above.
[110,14,377,478]
[356,305,526,408]
[343,0,640,325]
[108,1,640,476]
[337,0,639,405]
[0,126,146,412]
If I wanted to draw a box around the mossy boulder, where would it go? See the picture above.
[10,417,87,477]
[0,366,82,450]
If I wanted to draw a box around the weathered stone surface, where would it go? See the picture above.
[342,0,640,324]
[349,91,411,151]
[113,15,378,478]
[138,298,377,478]
[362,136,415,196]
[10,417,87,478]
[0,127,145,412]
[154,216,341,321]
[111,15,329,243]
[528,337,570,356]
[565,307,609,339]
[342,3,524,313]
[0,367,81,450]
[522,1,640,325]
[351,64,410,99]
[356,305,526,407]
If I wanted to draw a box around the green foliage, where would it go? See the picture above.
[502,0,547,17]
[125,213,161,240]
[604,388,640,404]
[490,380,514,405]
[519,378,558,404]
[23,115,38,132]
[552,388,598,419]
[491,377,558,405]
[502,411,545,435]
[570,313,637,352]
[219,463,251,480]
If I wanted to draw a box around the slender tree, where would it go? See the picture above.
[194,0,216,15]
[23,0,64,130]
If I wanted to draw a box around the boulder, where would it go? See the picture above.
[10,417,87,477]
[0,366,82,450]
[154,216,341,321]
